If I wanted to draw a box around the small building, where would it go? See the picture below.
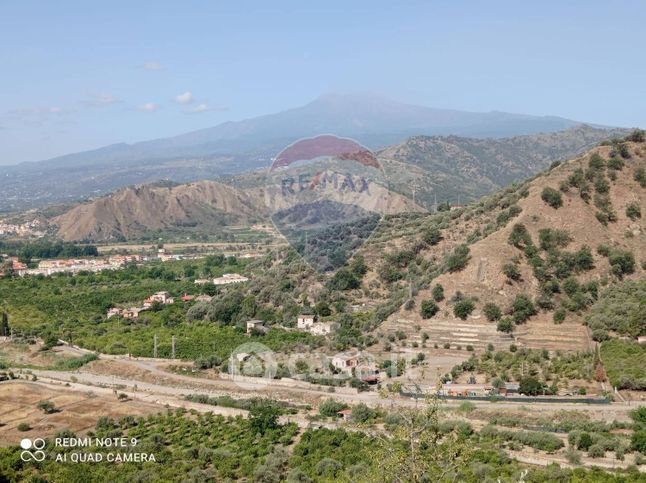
[637,336,646,344]
[106,307,122,319]
[439,383,493,397]
[143,291,174,307]
[246,320,265,334]
[212,273,249,285]
[122,307,143,319]
[337,408,352,422]
[310,322,338,336]
[297,314,315,330]
[500,382,520,395]
[195,294,213,302]
[194,279,211,285]
[332,352,360,374]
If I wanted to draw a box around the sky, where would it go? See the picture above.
[1,1,645,165]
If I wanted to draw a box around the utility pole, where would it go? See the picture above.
[171,335,176,359]
[153,334,158,359]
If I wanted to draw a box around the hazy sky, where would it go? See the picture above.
[1,1,645,164]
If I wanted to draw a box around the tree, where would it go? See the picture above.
[420,300,439,319]
[249,399,281,434]
[577,432,593,451]
[510,294,536,323]
[314,301,332,317]
[326,268,360,291]
[319,399,348,417]
[519,376,544,396]
[367,397,472,482]
[453,300,475,320]
[0,310,9,337]
[483,303,502,322]
[351,403,376,423]
[37,400,57,414]
[541,187,563,208]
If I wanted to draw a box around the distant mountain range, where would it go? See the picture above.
[0,93,619,211]
[47,125,630,242]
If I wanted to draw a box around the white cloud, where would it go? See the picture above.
[143,61,163,71]
[184,103,228,114]
[82,93,121,107]
[175,91,194,104]
[185,103,210,113]
[137,102,159,112]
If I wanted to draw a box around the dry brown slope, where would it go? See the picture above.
[53,180,264,241]
[381,141,646,352]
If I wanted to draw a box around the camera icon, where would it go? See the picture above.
[20,438,46,462]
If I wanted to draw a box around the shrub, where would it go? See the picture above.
[635,167,646,188]
[565,447,582,465]
[541,187,563,208]
[553,308,566,324]
[626,202,642,220]
[632,430,646,454]
[574,246,594,271]
[630,406,646,424]
[420,300,439,319]
[626,129,645,142]
[497,317,513,333]
[508,223,532,248]
[483,303,502,321]
[538,228,571,251]
[17,423,31,432]
[446,245,470,272]
[431,284,445,302]
[423,227,442,246]
[618,143,631,159]
[502,263,521,282]
[588,153,605,171]
[453,300,475,320]
[607,249,636,277]
[510,294,536,323]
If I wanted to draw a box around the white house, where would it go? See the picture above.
[297,314,315,330]
[143,291,174,307]
[331,352,360,374]
[213,273,249,285]
[310,322,338,336]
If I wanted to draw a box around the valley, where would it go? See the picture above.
[1,131,646,481]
